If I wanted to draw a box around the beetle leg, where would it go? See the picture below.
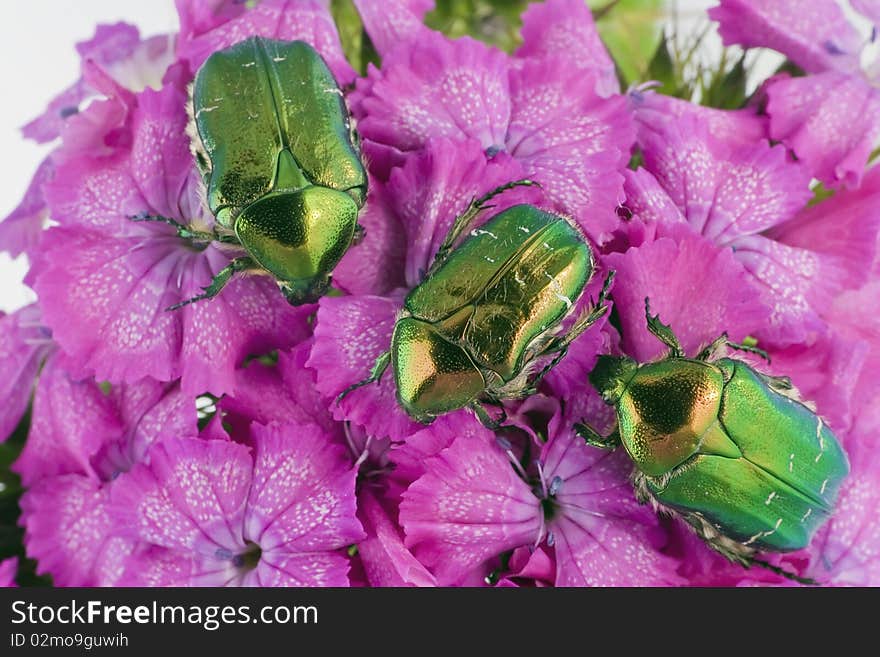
[644,298,685,358]
[725,340,771,363]
[471,401,508,430]
[574,423,621,449]
[352,223,367,246]
[335,351,391,404]
[130,213,218,243]
[750,559,818,585]
[165,257,259,310]
[533,270,616,363]
[428,179,540,274]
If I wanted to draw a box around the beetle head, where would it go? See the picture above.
[589,355,637,405]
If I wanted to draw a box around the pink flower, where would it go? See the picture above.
[31,75,311,397]
[110,424,364,586]
[0,24,174,258]
[350,15,633,242]
[0,305,51,442]
[605,224,772,361]
[175,0,356,85]
[399,399,682,585]
[710,0,880,187]
[627,113,879,345]
[15,354,191,586]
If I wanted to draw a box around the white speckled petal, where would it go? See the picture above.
[630,89,767,149]
[386,138,540,288]
[638,113,812,244]
[111,437,251,556]
[352,0,434,57]
[357,488,437,587]
[0,305,50,443]
[606,225,772,361]
[516,0,618,96]
[806,435,880,585]
[356,31,511,153]
[508,58,635,242]
[767,72,880,188]
[244,421,363,554]
[20,475,136,586]
[709,0,863,74]
[733,235,840,345]
[541,431,684,586]
[399,433,542,585]
[14,353,123,487]
[308,294,425,440]
[177,0,357,85]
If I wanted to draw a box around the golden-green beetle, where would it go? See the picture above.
[576,300,850,570]
[341,184,613,426]
[135,36,367,307]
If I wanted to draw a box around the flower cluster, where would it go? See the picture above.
[0,0,878,587]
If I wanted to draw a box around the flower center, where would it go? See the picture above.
[232,541,262,572]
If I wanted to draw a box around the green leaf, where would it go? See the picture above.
[704,53,747,109]
[331,0,380,76]
[590,0,665,86]
[425,0,530,52]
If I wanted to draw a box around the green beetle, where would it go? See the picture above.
[135,37,367,307]
[341,184,613,426]
[576,300,850,567]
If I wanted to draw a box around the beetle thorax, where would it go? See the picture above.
[618,359,724,477]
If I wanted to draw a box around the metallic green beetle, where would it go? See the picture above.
[341,185,613,426]
[135,37,367,307]
[576,300,850,567]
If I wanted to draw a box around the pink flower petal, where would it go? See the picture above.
[244,422,363,554]
[853,0,880,25]
[806,434,880,585]
[177,0,356,86]
[507,58,634,242]
[356,32,511,153]
[357,488,437,586]
[767,332,868,437]
[111,437,251,555]
[622,168,687,226]
[14,354,123,487]
[386,138,540,287]
[733,235,842,345]
[251,551,353,587]
[766,72,880,188]
[22,23,143,144]
[0,158,53,258]
[638,113,812,243]
[0,558,16,587]
[220,344,340,439]
[540,430,684,586]
[768,161,880,294]
[516,0,618,96]
[20,475,135,586]
[333,180,408,296]
[709,0,863,74]
[308,294,424,440]
[391,411,492,484]
[606,225,772,361]
[0,305,50,443]
[630,88,767,148]
[399,434,542,585]
[352,0,434,57]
